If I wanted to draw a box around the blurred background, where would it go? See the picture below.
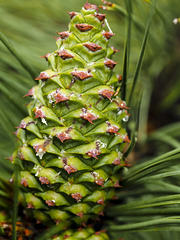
[0,0,180,239]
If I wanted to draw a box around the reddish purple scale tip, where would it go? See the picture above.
[113,158,122,165]
[67,11,77,19]
[56,131,71,143]
[54,219,61,225]
[114,181,122,188]
[40,53,51,60]
[118,74,123,82]
[46,200,56,206]
[98,211,104,216]
[97,198,105,205]
[57,31,70,39]
[83,43,102,52]
[35,72,49,81]
[76,24,94,32]
[17,120,26,129]
[103,31,115,40]
[63,235,70,239]
[76,212,84,219]
[71,193,83,201]
[99,89,114,100]
[39,177,50,185]
[91,172,104,186]
[87,149,101,159]
[111,46,120,54]
[20,179,28,187]
[113,99,130,111]
[123,135,131,143]
[34,107,46,119]
[71,71,93,80]
[95,178,104,186]
[19,152,25,160]
[104,58,117,69]
[102,0,113,6]
[5,156,13,162]
[95,230,107,235]
[80,108,98,124]
[106,124,119,134]
[53,89,69,104]
[64,165,77,174]
[27,203,34,209]
[12,130,18,136]
[24,87,34,98]
[56,50,74,60]
[33,143,45,153]
[84,2,99,12]
[93,13,106,21]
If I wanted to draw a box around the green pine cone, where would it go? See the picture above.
[12,2,130,226]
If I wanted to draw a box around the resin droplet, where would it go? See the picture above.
[122,115,129,122]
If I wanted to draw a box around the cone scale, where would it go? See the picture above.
[12,2,130,231]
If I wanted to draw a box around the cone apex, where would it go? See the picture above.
[83,2,99,12]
